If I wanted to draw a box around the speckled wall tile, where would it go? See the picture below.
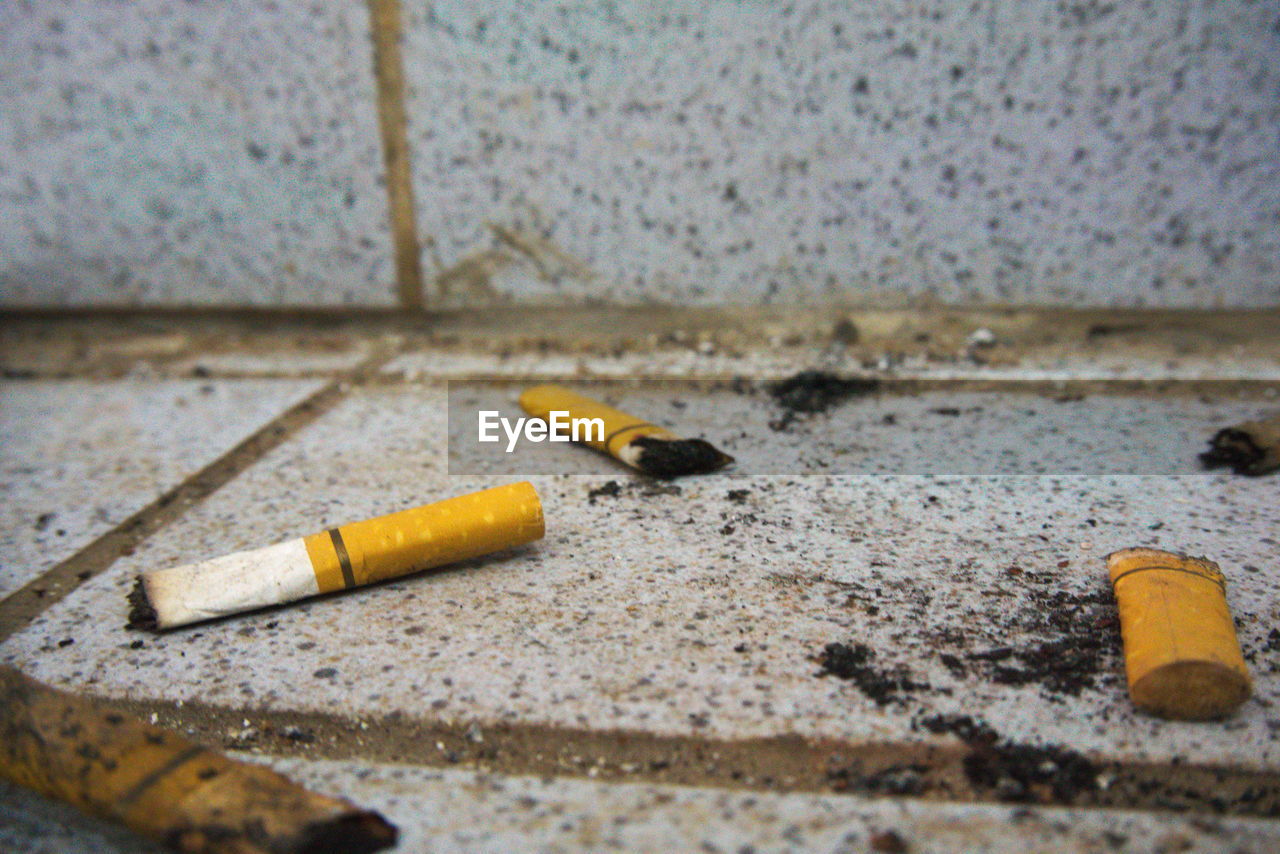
[6,384,1279,768]
[0,379,322,596]
[403,1,1280,307]
[5,758,1280,853]
[0,1,393,307]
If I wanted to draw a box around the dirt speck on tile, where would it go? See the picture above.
[586,479,684,504]
[767,371,879,431]
[815,642,930,706]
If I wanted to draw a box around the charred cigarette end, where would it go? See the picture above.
[293,811,399,854]
[1200,422,1279,476]
[520,384,733,477]
[0,667,398,854]
[125,577,159,632]
[1108,547,1252,720]
[624,436,734,478]
[161,810,397,854]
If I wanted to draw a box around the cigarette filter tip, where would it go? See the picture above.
[1107,547,1252,720]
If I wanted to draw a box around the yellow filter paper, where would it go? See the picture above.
[303,481,544,594]
[1108,547,1252,720]
[519,384,675,458]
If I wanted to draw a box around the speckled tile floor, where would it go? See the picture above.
[0,379,323,597]
[1,312,1278,852]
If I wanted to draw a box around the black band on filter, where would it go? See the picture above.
[328,528,356,589]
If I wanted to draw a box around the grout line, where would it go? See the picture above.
[96,694,1280,818]
[367,0,425,310]
[0,349,401,645]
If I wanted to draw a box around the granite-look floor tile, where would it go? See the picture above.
[403,2,1280,307]
[0,379,323,596]
[447,383,1278,476]
[385,347,1280,381]
[4,384,1278,769]
[5,756,1279,854]
[0,1,392,307]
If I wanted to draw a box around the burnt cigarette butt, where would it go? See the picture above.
[1200,413,1280,476]
[1107,547,1252,720]
[131,481,544,631]
[0,666,397,854]
[518,384,733,478]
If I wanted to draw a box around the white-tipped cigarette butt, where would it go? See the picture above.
[129,481,544,631]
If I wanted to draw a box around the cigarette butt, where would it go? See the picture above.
[1200,413,1280,476]
[0,666,397,854]
[1107,547,1252,720]
[519,384,733,478]
[130,481,544,631]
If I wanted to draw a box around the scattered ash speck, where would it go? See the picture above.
[816,642,930,706]
[278,725,316,743]
[963,737,1100,804]
[587,480,623,503]
[768,370,879,430]
[869,830,909,853]
[830,763,929,796]
[917,714,1100,805]
[916,713,998,744]
[587,479,683,504]
[963,586,1121,696]
[832,318,860,344]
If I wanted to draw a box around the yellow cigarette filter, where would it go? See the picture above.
[129,481,544,631]
[518,384,733,477]
[1201,412,1280,476]
[0,666,396,854]
[1107,547,1252,720]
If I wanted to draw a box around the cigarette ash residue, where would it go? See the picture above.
[766,370,879,431]
[828,712,1101,805]
[815,642,930,706]
[919,714,1100,804]
[586,479,682,504]
[956,584,1121,696]
[808,565,1121,701]
[829,762,930,796]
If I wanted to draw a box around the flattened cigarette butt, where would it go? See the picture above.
[1200,413,1280,476]
[519,384,733,478]
[0,666,396,854]
[130,481,544,631]
[1107,547,1252,720]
